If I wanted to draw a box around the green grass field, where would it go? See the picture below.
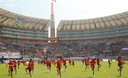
[0,61,128,78]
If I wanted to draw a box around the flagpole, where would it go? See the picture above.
[50,0,55,39]
[51,0,54,16]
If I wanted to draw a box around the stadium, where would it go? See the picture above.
[0,7,128,60]
[0,0,128,78]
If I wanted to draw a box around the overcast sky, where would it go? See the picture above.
[0,0,128,26]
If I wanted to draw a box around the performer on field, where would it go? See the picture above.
[108,58,111,68]
[97,58,101,71]
[86,57,90,69]
[56,59,62,78]
[13,59,17,74]
[6,59,14,78]
[117,56,125,76]
[25,59,34,77]
[46,59,52,71]
[90,58,96,77]
[63,59,67,72]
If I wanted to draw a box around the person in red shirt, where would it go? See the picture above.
[46,59,52,71]
[90,58,96,77]
[117,56,125,76]
[13,59,17,74]
[63,59,67,72]
[17,60,20,69]
[97,58,101,71]
[56,59,62,78]
[6,59,14,78]
[108,58,111,68]
[25,59,34,77]
[86,57,90,69]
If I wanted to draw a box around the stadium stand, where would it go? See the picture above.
[0,8,50,43]
[0,8,128,60]
[57,11,128,42]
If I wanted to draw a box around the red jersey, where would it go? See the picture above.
[13,60,17,67]
[56,60,61,68]
[86,58,90,64]
[90,59,96,68]
[118,57,123,65]
[32,61,34,66]
[7,61,14,69]
[28,61,34,68]
[47,60,51,66]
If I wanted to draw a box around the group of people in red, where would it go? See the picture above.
[6,55,126,78]
[38,58,74,78]
[6,59,34,78]
[82,57,101,77]
[82,56,126,77]
[55,58,74,78]
[6,59,20,78]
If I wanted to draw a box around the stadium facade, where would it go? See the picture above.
[0,8,50,43]
[57,12,128,43]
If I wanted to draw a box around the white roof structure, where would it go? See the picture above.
[57,11,128,31]
[0,8,50,30]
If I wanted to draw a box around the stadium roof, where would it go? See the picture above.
[57,11,128,31]
[0,8,50,30]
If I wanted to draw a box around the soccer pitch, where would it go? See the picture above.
[0,61,128,78]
